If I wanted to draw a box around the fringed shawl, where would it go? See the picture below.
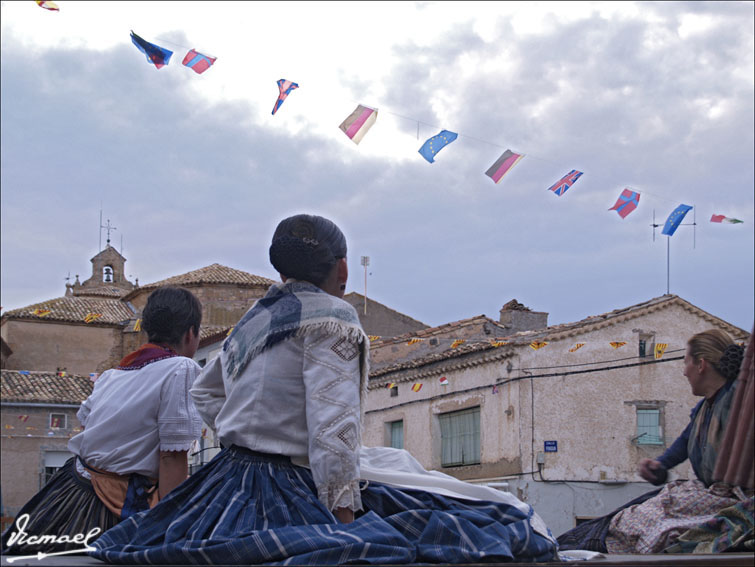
[223,280,368,387]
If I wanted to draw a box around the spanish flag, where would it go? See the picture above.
[451,339,465,348]
[411,383,423,392]
[609,341,627,349]
[530,341,548,350]
[569,343,585,352]
[32,309,51,316]
[385,382,396,389]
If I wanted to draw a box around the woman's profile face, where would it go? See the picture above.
[683,347,704,396]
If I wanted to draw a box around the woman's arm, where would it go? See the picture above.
[189,353,227,431]
[158,450,188,499]
[302,331,364,522]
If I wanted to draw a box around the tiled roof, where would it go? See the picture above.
[2,296,136,325]
[372,315,508,346]
[368,295,750,379]
[198,325,232,347]
[132,264,275,292]
[1,370,93,404]
[73,286,128,298]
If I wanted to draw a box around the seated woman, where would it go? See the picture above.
[558,328,748,553]
[90,214,558,565]
[1,286,203,555]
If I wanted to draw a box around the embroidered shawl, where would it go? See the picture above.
[223,280,368,383]
[688,379,738,486]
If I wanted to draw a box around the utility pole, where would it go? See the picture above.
[360,256,370,315]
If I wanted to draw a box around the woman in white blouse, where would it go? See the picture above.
[91,215,558,565]
[2,286,203,556]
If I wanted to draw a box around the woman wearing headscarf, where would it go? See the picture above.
[91,214,557,565]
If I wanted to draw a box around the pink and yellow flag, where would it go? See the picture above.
[485,149,524,184]
[36,1,59,11]
[339,104,377,144]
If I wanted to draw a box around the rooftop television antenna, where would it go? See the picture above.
[360,256,370,315]
[651,206,696,295]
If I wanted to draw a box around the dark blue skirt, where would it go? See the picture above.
[91,447,557,564]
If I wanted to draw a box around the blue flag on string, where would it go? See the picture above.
[130,31,173,69]
[662,204,693,236]
[418,130,458,163]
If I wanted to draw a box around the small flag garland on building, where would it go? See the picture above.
[407,338,425,345]
[609,341,627,349]
[31,309,51,316]
[490,340,507,347]
[450,339,465,348]
[368,335,381,342]
[385,382,396,389]
[18,415,29,422]
[84,313,103,323]
[655,343,668,359]
[439,376,449,385]
[134,318,142,332]
[411,383,423,392]
[569,343,586,352]
[530,341,548,350]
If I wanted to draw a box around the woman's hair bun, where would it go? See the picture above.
[269,215,346,285]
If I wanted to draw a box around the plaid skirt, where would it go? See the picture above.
[1,457,119,555]
[91,446,557,564]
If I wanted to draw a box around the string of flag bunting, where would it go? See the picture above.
[371,335,671,358]
[30,3,746,227]
[384,342,673,394]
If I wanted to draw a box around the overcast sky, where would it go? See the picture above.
[2,1,753,334]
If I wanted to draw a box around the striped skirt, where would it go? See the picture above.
[91,447,557,564]
[1,457,119,555]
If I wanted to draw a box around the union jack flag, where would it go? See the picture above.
[547,170,583,196]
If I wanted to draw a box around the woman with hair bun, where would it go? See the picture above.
[558,328,751,554]
[91,214,558,565]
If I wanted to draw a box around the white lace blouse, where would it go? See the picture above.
[190,328,363,513]
[68,356,203,478]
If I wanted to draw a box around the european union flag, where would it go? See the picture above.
[418,130,458,163]
[130,31,173,69]
[662,204,693,236]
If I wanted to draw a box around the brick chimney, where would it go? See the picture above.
[499,299,548,334]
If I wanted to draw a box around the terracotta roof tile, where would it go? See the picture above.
[368,295,749,378]
[1,370,93,404]
[73,286,127,298]
[2,296,136,325]
[135,264,275,291]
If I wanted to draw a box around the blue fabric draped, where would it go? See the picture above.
[91,447,557,564]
